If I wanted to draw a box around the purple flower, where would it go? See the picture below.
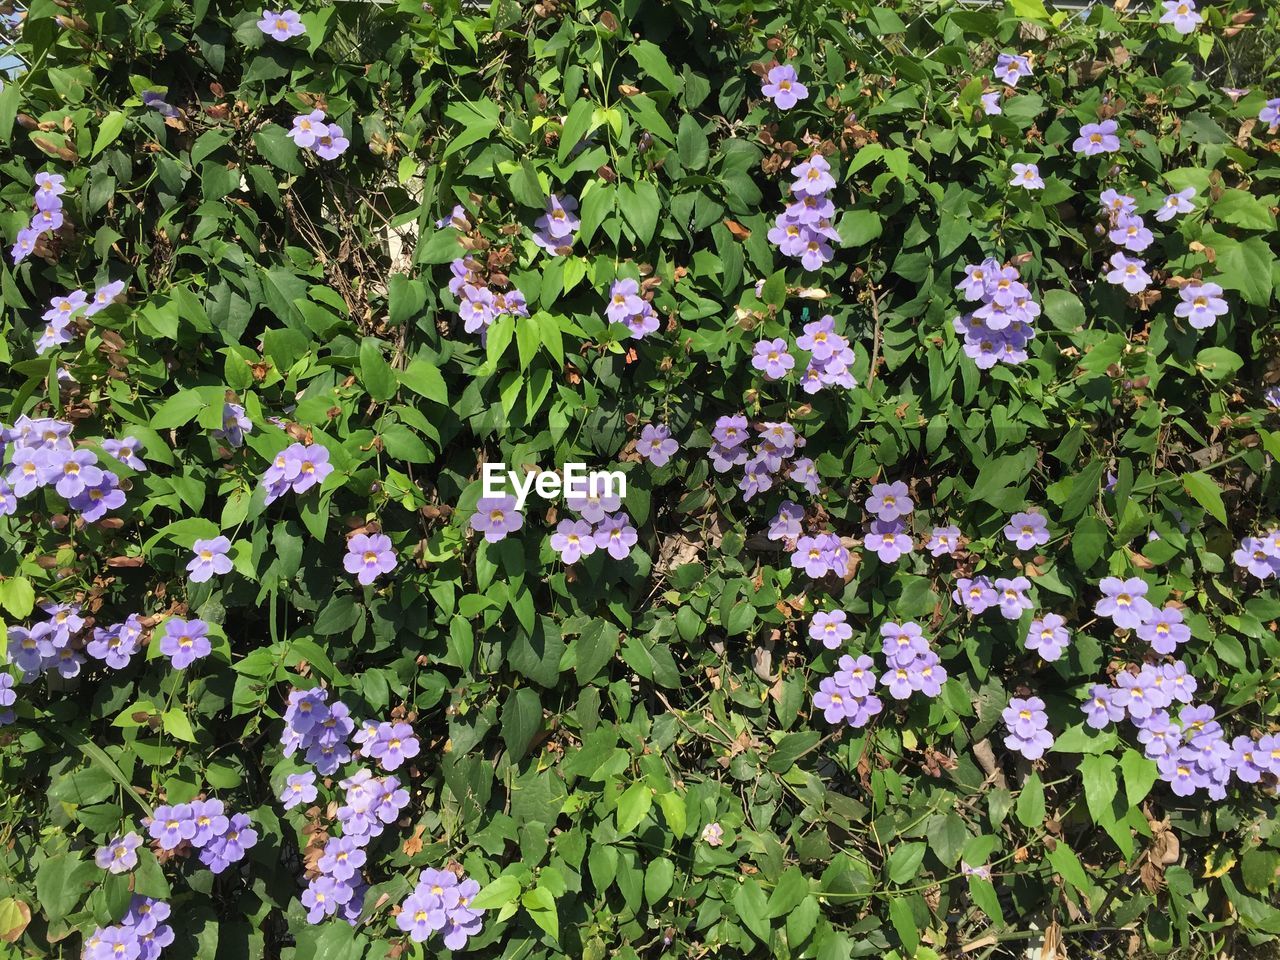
[551,519,597,564]
[34,172,66,210]
[1100,189,1137,217]
[158,617,212,669]
[318,836,367,883]
[1108,214,1153,253]
[149,804,196,850]
[1094,576,1153,629]
[363,720,421,772]
[1160,0,1202,34]
[1082,684,1125,729]
[102,436,146,471]
[1230,736,1267,783]
[1157,746,1205,797]
[10,227,39,264]
[51,448,104,499]
[1137,605,1191,655]
[810,610,852,650]
[187,536,233,583]
[95,832,143,874]
[791,535,831,579]
[980,91,1002,116]
[638,424,678,467]
[994,576,1032,620]
[302,875,348,923]
[1234,537,1279,579]
[198,813,257,873]
[791,154,836,197]
[189,798,230,847]
[865,519,912,563]
[315,124,350,160]
[141,90,180,118]
[1114,669,1159,720]
[1260,98,1280,130]
[1010,162,1044,190]
[751,338,795,380]
[925,525,960,557]
[288,110,328,149]
[1105,252,1152,294]
[593,512,637,560]
[90,927,141,960]
[0,674,15,725]
[1004,511,1049,550]
[1154,186,1195,222]
[606,278,645,325]
[1174,281,1228,330]
[1025,613,1070,661]
[87,615,144,669]
[122,895,170,936]
[470,495,523,543]
[281,771,318,810]
[761,64,809,110]
[1073,119,1122,156]
[881,621,928,667]
[533,194,580,253]
[69,473,125,521]
[768,501,803,542]
[953,576,997,615]
[1002,696,1054,759]
[30,206,64,234]
[344,533,397,585]
[258,8,306,40]
[864,480,912,522]
[213,403,253,448]
[993,53,1032,87]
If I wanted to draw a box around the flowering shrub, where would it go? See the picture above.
[2,0,1280,958]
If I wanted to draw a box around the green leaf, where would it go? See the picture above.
[162,709,197,743]
[398,359,448,405]
[628,41,682,94]
[616,781,652,835]
[359,338,396,402]
[1010,0,1050,20]
[91,111,127,158]
[732,877,771,943]
[1182,471,1227,525]
[1120,749,1159,807]
[1081,753,1119,826]
[676,113,708,171]
[500,687,542,759]
[644,857,675,904]
[35,854,96,921]
[150,389,212,430]
[1195,347,1244,382]
[253,124,303,174]
[573,620,619,683]
[1016,773,1045,828]
[767,867,810,917]
[471,874,522,910]
[509,159,544,208]
[0,576,36,619]
[618,181,659,247]
[885,841,926,884]
[558,98,597,164]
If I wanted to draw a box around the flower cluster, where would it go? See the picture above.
[1233,528,1280,579]
[83,896,174,960]
[287,109,349,161]
[86,614,145,670]
[532,194,579,254]
[397,867,485,949]
[281,686,355,774]
[448,255,529,342]
[334,767,411,842]
[953,574,1032,620]
[767,153,841,271]
[863,481,914,564]
[2,416,128,521]
[262,442,334,504]
[706,418,818,504]
[36,280,125,354]
[7,602,88,680]
[796,315,857,393]
[301,836,367,926]
[12,172,69,264]
[148,798,258,873]
[790,531,849,579]
[879,621,947,700]
[358,720,420,772]
[606,277,660,339]
[952,258,1040,369]
[550,510,638,564]
[813,654,883,728]
[1002,696,1055,760]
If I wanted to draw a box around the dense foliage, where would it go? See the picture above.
[2,0,1280,957]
